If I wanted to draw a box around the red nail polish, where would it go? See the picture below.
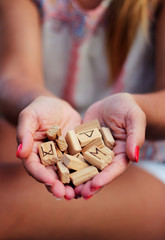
[64,196,72,201]
[83,195,93,200]
[91,186,101,192]
[135,146,139,163]
[16,143,22,157]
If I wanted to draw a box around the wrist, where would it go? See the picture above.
[0,74,54,124]
[133,91,165,139]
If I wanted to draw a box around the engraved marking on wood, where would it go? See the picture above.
[41,144,54,157]
[101,146,115,158]
[89,146,112,164]
[38,141,58,166]
[94,146,113,164]
[77,128,102,147]
[82,138,104,154]
[83,146,108,170]
[73,153,86,162]
[79,130,94,138]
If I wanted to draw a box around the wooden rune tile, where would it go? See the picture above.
[75,119,101,134]
[82,138,104,154]
[55,144,63,160]
[62,154,89,171]
[38,141,58,166]
[38,121,115,187]
[56,135,68,152]
[83,145,109,170]
[101,146,115,158]
[73,153,86,162]
[69,166,99,186]
[46,124,61,140]
[65,130,82,155]
[100,127,115,149]
[77,128,102,147]
[57,161,70,184]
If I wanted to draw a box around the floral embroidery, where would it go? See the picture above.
[33,0,108,41]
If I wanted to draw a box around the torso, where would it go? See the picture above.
[33,0,165,163]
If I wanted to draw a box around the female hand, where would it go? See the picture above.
[75,93,146,199]
[16,96,81,200]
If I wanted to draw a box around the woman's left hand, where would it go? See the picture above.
[74,93,146,199]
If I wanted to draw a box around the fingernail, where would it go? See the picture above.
[91,186,101,192]
[64,196,72,201]
[54,196,62,200]
[16,143,23,157]
[135,146,139,163]
[83,195,93,200]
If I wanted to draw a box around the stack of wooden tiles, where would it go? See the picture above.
[38,119,115,186]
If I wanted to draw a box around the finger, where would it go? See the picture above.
[80,180,93,199]
[45,178,69,199]
[90,154,129,190]
[74,184,84,198]
[23,153,57,185]
[51,180,66,199]
[17,108,38,159]
[64,185,75,200]
[60,109,81,135]
[113,140,126,155]
[62,117,81,136]
[45,184,53,194]
[83,101,103,124]
[80,180,102,199]
[126,106,146,162]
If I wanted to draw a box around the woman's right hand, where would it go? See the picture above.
[16,96,81,200]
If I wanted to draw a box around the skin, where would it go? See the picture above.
[74,0,103,10]
[74,0,165,197]
[1,137,165,240]
[0,119,165,239]
[0,0,164,215]
[0,0,165,238]
[74,93,146,197]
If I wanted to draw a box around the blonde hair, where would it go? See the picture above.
[105,0,160,80]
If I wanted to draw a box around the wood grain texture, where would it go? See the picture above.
[69,166,99,186]
[46,124,61,140]
[75,119,101,134]
[38,141,58,166]
[65,130,82,155]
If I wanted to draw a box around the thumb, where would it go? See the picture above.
[16,108,38,159]
[126,106,146,162]
[83,101,102,123]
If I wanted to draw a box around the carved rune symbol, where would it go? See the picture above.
[41,144,54,157]
[90,147,106,160]
[79,130,94,138]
